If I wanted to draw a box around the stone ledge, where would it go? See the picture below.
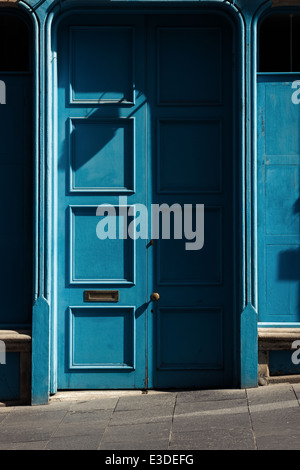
[0,330,31,353]
[258,328,300,350]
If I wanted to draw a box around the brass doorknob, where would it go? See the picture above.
[150,292,160,302]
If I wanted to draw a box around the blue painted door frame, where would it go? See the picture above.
[21,0,264,404]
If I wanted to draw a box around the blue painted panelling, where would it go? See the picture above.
[68,307,135,369]
[70,26,134,104]
[69,206,134,284]
[157,308,223,370]
[157,26,222,104]
[257,75,300,323]
[70,118,134,192]
[158,120,222,193]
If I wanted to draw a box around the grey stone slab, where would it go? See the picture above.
[0,440,48,450]
[255,434,300,450]
[60,409,112,425]
[176,389,246,404]
[250,405,300,431]
[169,441,204,450]
[170,429,255,450]
[110,406,174,426]
[0,426,55,444]
[46,434,101,450]
[0,413,10,423]
[99,439,170,450]
[101,421,171,444]
[2,409,67,426]
[52,420,107,438]
[248,399,299,414]
[249,402,300,450]
[246,384,297,405]
[292,384,300,403]
[174,398,248,417]
[115,393,176,411]
[32,401,72,412]
[68,397,119,411]
[172,404,251,434]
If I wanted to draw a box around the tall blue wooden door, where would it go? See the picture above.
[56,13,237,390]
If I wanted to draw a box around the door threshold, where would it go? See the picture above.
[50,390,171,402]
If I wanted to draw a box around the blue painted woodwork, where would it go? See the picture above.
[240,304,258,388]
[55,12,238,390]
[31,296,50,404]
[257,74,300,323]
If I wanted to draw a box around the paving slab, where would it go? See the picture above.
[68,397,119,411]
[100,420,171,444]
[0,384,299,450]
[174,397,248,415]
[2,409,67,426]
[109,406,174,426]
[170,427,255,450]
[176,389,247,403]
[0,426,56,444]
[45,434,102,450]
[246,383,297,405]
[60,408,112,424]
[99,439,170,450]
[248,400,300,450]
[115,393,176,411]
[0,440,48,450]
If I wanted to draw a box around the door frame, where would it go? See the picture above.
[30,0,255,404]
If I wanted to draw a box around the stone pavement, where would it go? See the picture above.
[0,383,299,450]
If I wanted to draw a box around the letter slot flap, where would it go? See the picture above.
[84,290,119,302]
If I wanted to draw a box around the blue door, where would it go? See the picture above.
[56,12,237,390]
[257,74,300,323]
